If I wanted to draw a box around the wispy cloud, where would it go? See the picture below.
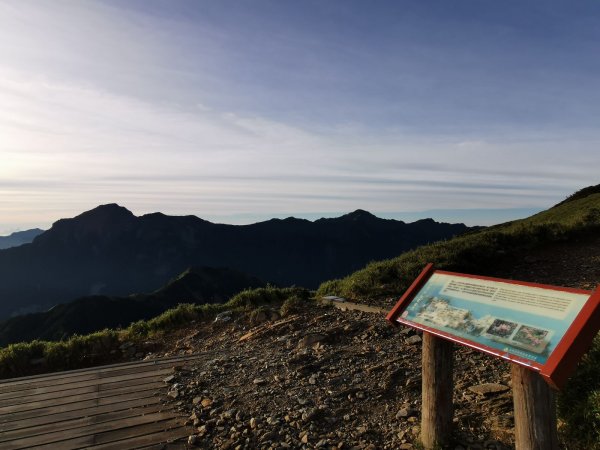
[0,1,599,233]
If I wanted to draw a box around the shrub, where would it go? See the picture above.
[280,295,309,317]
[558,335,600,448]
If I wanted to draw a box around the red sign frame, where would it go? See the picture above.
[387,263,600,390]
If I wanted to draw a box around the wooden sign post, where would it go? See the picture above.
[511,364,558,450]
[421,333,454,449]
[387,263,600,450]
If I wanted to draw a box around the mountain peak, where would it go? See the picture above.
[41,204,136,243]
[78,203,135,220]
[340,209,377,221]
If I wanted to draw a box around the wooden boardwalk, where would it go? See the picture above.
[0,355,197,449]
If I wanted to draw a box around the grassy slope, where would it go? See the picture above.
[316,193,600,301]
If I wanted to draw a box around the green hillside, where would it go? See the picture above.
[317,192,600,300]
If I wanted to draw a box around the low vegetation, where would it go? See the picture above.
[0,286,311,378]
[557,334,600,449]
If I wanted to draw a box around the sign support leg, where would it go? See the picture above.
[511,364,558,450]
[421,332,454,449]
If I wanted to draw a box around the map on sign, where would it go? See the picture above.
[400,273,588,364]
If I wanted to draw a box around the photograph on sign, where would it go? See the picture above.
[399,272,589,364]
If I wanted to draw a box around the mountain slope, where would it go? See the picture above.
[0,266,265,345]
[318,190,600,304]
[0,204,469,319]
[0,229,44,250]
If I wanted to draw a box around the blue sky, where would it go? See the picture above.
[1,0,599,234]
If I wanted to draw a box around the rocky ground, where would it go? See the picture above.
[150,234,600,450]
[151,304,514,450]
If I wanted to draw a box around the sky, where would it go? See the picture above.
[1,0,600,234]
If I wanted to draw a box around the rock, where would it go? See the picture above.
[163,375,176,383]
[405,335,422,345]
[253,378,266,385]
[119,341,135,350]
[249,417,257,429]
[167,389,179,399]
[468,383,510,396]
[297,333,327,349]
[188,434,200,446]
[221,409,236,419]
[214,311,232,323]
[201,398,213,408]
[253,310,269,324]
[395,407,418,419]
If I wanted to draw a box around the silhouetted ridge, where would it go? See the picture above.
[0,229,44,250]
[0,205,471,318]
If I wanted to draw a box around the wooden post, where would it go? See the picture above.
[511,364,558,450]
[421,333,454,449]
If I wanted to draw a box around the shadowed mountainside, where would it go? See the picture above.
[0,266,265,345]
[0,205,469,319]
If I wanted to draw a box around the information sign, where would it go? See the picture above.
[387,264,600,389]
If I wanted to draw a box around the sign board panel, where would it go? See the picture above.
[387,264,600,389]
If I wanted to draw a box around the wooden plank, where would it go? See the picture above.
[0,367,173,407]
[0,382,163,415]
[87,428,191,450]
[0,389,164,424]
[0,353,200,390]
[0,353,200,384]
[0,357,189,394]
[26,417,183,450]
[0,353,202,450]
[0,375,167,406]
[0,402,168,443]
[0,371,168,407]
[136,441,188,450]
[0,380,164,412]
[0,395,163,433]
[2,412,180,450]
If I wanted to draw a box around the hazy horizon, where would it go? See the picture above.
[0,204,544,236]
[1,1,599,233]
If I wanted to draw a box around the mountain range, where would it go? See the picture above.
[0,229,44,250]
[0,204,470,319]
